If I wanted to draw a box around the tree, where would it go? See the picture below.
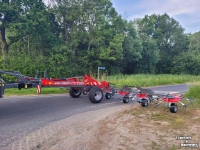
[0,0,22,55]
[172,31,200,75]
[121,20,143,74]
[136,13,189,73]
[172,52,200,75]
[8,0,60,56]
[135,39,159,73]
[189,31,200,52]
[49,0,127,74]
[0,0,62,75]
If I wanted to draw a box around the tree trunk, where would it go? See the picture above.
[27,35,30,55]
[63,17,69,43]
[0,28,9,55]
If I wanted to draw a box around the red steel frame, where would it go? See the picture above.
[0,70,112,98]
[37,75,111,94]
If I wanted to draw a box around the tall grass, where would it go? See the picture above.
[106,74,200,87]
[185,84,200,108]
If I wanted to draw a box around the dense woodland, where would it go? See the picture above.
[0,0,200,77]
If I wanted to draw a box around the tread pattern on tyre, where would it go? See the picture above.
[69,87,82,98]
[123,99,129,103]
[141,99,148,107]
[169,103,178,113]
[89,87,103,103]
[105,93,111,99]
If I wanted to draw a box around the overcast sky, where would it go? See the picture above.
[111,0,200,34]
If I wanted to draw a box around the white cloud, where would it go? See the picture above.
[154,0,199,16]
[130,0,200,16]
[112,0,200,33]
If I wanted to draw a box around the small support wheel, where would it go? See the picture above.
[89,87,103,103]
[141,99,148,107]
[123,99,129,103]
[69,87,82,98]
[105,93,112,99]
[169,103,178,113]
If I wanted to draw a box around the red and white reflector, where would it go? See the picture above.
[37,85,41,94]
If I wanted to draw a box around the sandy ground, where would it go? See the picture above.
[3,103,200,150]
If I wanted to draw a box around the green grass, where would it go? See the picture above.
[106,74,200,87]
[184,84,200,108]
[4,87,68,96]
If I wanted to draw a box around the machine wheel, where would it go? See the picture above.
[169,103,178,113]
[1,88,4,96]
[123,98,129,103]
[105,93,112,99]
[69,87,82,98]
[0,88,4,98]
[89,87,103,103]
[141,99,148,107]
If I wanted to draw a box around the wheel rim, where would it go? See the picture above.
[74,89,81,95]
[174,106,177,112]
[143,100,148,106]
[95,91,102,100]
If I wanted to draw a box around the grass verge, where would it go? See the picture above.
[4,87,67,96]
[184,84,200,108]
[106,74,200,87]
[121,104,200,149]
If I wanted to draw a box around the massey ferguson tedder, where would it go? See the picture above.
[0,70,196,113]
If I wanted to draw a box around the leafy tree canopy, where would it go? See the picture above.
[0,1,199,76]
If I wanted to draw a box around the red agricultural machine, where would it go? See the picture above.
[0,70,195,112]
[118,86,196,113]
[0,70,114,103]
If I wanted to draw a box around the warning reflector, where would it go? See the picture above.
[37,85,41,94]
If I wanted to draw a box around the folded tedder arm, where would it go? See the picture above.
[0,70,113,103]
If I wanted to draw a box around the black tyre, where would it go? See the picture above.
[1,88,4,96]
[105,93,112,99]
[141,99,148,107]
[89,87,103,103]
[0,88,4,98]
[69,87,82,98]
[169,103,178,113]
[123,98,129,103]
